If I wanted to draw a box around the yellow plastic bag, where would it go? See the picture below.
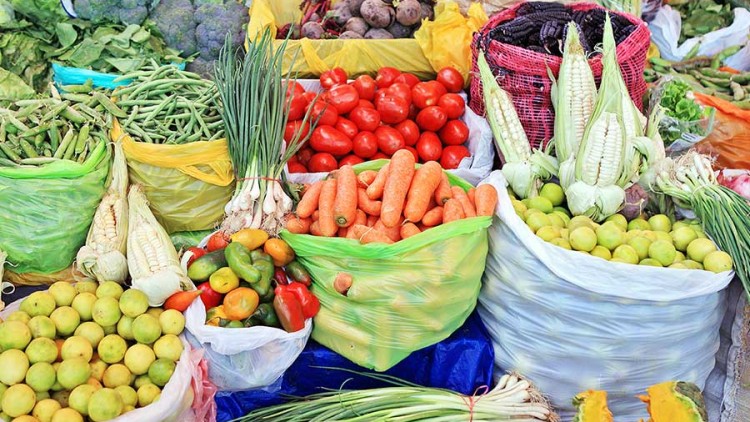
[414,1,488,84]
[112,120,234,234]
[247,0,435,78]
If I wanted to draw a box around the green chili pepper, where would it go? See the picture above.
[285,261,312,286]
[224,243,265,296]
[250,250,273,264]
[252,260,274,301]
[248,303,280,328]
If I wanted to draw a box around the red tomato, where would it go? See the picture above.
[285,81,306,98]
[375,126,405,155]
[408,104,419,120]
[372,152,389,160]
[287,162,307,173]
[348,107,381,132]
[309,153,338,172]
[404,146,419,162]
[286,95,308,121]
[327,84,359,115]
[358,99,375,109]
[373,89,388,108]
[297,148,314,166]
[186,246,206,268]
[310,126,352,155]
[376,95,410,124]
[302,91,317,104]
[335,118,359,139]
[320,67,348,90]
[416,132,443,162]
[412,82,444,109]
[439,120,469,146]
[376,67,401,89]
[388,83,412,105]
[416,106,448,132]
[284,120,311,143]
[207,231,230,252]
[437,67,465,93]
[339,155,364,167]
[438,93,465,119]
[394,73,420,88]
[198,282,223,310]
[440,145,470,169]
[352,75,376,101]
[309,102,339,126]
[394,120,420,146]
[352,131,378,158]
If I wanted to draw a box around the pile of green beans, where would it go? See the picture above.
[113,64,225,144]
[0,92,119,167]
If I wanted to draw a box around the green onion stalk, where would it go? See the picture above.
[215,30,318,235]
[653,151,749,296]
[232,371,556,422]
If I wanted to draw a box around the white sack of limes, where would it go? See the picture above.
[477,171,733,421]
[0,282,202,422]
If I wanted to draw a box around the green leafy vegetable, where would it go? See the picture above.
[0,67,35,102]
[658,79,712,146]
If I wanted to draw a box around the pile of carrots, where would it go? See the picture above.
[285,149,498,244]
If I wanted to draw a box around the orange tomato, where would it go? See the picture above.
[223,288,260,321]
[264,238,295,266]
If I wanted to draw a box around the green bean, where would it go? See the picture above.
[61,93,94,103]
[4,115,29,132]
[19,139,37,158]
[20,124,51,139]
[75,124,90,154]
[48,126,61,152]
[60,106,86,124]
[20,157,59,165]
[0,143,21,162]
[62,80,94,94]
[54,126,76,159]
[33,133,45,149]
[0,158,18,167]
[16,103,44,118]
[94,92,127,118]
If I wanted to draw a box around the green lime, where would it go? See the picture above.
[627,218,651,231]
[703,251,733,273]
[527,196,554,213]
[613,245,639,264]
[569,227,597,252]
[648,240,677,266]
[686,238,717,263]
[648,214,672,232]
[590,245,612,260]
[539,183,565,206]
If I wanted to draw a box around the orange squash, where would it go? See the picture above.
[638,381,708,422]
[572,390,613,422]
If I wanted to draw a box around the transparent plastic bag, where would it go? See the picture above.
[112,120,234,234]
[478,171,733,421]
[694,92,750,170]
[281,162,491,371]
[0,142,109,275]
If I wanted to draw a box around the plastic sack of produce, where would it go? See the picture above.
[469,2,650,148]
[478,171,733,420]
[184,299,312,391]
[0,143,109,280]
[112,121,234,234]
[650,6,750,71]
[282,162,491,371]
[694,93,750,170]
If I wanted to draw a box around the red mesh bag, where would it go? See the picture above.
[469,2,651,149]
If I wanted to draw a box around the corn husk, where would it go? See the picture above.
[127,184,192,306]
[0,250,6,312]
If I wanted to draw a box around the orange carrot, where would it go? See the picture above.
[349,224,394,244]
[334,272,353,295]
[381,150,416,227]
[421,207,444,227]
[443,199,465,223]
[310,221,322,236]
[357,170,378,188]
[354,209,367,226]
[358,188,382,216]
[366,215,378,227]
[475,184,499,217]
[296,180,324,218]
[285,215,311,234]
[338,227,348,237]
[312,210,319,221]
[417,223,430,232]
[374,219,402,242]
[333,165,358,227]
[400,222,421,239]
[427,196,437,210]
[366,164,389,200]
[434,172,452,205]
[467,187,476,204]
[451,186,476,217]
[318,178,338,237]
[404,161,442,222]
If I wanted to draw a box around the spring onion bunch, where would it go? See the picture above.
[215,30,317,235]
[653,151,749,295]
[233,371,556,422]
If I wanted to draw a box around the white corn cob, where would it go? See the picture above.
[77,142,129,283]
[551,22,597,164]
[127,184,193,306]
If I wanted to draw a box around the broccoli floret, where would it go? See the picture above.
[149,0,198,56]
[74,0,156,25]
[194,1,248,61]
[186,57,215,80]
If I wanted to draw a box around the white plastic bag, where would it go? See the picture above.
[184,299,311,391]
[0,296,214,422]
[288,80,494,186]
[478,171,733,421]
[650,6,750,70]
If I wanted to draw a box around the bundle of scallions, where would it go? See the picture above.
[653,151,749,295]
[214,30,318,235]
[232,371,556,422]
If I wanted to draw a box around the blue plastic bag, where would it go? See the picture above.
[52,62,186,90]
[214,311,494,422]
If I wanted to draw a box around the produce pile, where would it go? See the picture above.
[670,0,734,43]
[289,66,473,173]
[0,281,187,420]
[283,0,435,40]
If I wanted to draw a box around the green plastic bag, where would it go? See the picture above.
[0,142,109,275]
[282,162,491,371]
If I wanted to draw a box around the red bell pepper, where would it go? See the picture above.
[274,267,289,286]
[197,281,223,310]
[273,289,306,333]
[285,282,320,319]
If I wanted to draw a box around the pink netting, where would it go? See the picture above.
[469,2,651,149]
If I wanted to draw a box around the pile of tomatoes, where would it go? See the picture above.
[285,66,472,173]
